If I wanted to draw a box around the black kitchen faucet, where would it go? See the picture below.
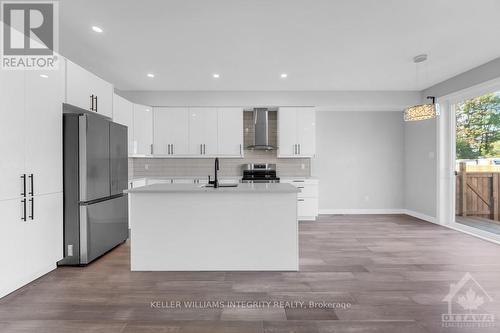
[208,157,219,188]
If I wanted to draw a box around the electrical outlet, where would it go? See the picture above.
[301,163,305,170]
[68,244,73,256]
[364,195,370,202]
[145,164,149,170]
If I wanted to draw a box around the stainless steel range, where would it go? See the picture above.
[241,163,280,183]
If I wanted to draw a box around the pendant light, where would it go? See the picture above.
[404,54,439,121]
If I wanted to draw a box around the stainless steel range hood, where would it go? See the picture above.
[247,108,275,150]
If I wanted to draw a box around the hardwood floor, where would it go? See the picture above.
[2,214,500,332]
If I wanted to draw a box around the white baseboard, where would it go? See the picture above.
[319,209,405,215]
[403,209,438,224]
[318,208,439,225]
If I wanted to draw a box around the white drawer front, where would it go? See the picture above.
[297,197,318,219]
[296,184,318,198]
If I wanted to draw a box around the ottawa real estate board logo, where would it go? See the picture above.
[1,1,59,70]
[442,272,495,328]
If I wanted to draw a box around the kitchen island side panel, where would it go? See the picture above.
[130,191,298,271]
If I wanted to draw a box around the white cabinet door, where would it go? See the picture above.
[66,60,94,112]
[29,193,63,267]
[189,107,218,156]
[217,108,243,156]
[154,107,189,156]
[0,199,27,298]
[297,197,318,220]
[0,70,25,201]
[278,107,316,157]
[66,60,113,117]
[133,104,153,155]
[296,108,316,157]
[278,107,297,157]
[113,94,134,155]
[25,69,65,196]
[93,76,113,118]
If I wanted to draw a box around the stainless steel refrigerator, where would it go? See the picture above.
[60,105,128,265]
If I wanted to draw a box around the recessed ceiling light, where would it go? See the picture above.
[92,26,103,33]
[39,74,48,78]
[147,73,155,78]
[212,73,220,79]
[280,73,288,78]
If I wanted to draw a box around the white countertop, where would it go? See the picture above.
[126,182,299,194]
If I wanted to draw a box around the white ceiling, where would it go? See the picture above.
[59,0,500,91]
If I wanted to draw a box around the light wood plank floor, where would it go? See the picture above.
[2,214,500,332]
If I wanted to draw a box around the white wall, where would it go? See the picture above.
[404,118,437,218]
[423,56,500,98]
[313,111,404,213]
[404,56,500,221]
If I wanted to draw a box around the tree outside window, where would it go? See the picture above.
[456,92,500,160]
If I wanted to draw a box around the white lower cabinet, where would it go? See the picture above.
[282,178,319,221]
[0,192,62,298]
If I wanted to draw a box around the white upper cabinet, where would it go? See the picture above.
[65,59,113,118]
[217,108,243,157]
[0,66,65,201]
[154,107,190,156]
[153,107,244,158]
[113,94,134,155]
[278,107,316,157]
[188,108,218,156]
[0,70,25,201]
[278,108,297,157]
[296,109,316,156]
[24,68,65,196]
[133,104,153,155]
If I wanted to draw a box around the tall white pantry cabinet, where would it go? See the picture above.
[0,67,65,298]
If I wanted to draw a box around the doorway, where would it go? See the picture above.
[454,92,500,233]
[438,81,500,241]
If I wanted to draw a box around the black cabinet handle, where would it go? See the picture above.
[298,199,305,202]
[28,174,34,196]
[29,197,34,220]
[20,174,26,196]
[90,94,94,111]
[94,96,98,112]
[21,199,26,221]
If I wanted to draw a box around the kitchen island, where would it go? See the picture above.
[126,183,299,271]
